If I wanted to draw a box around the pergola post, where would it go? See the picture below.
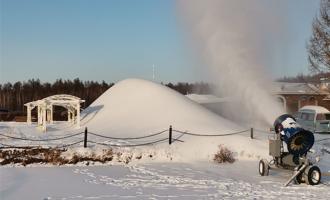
[76,102,80,128]
[68,110,71,123]
[73,110,75,124]
[50,105,53,124]
[69,110,74,124]
[71,111,74,123]
[46,109,51,123]
[27,106,32,125]
[37,105,41,126]
[42,104,47,132]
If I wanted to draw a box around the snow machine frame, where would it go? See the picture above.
[259,115,322,186]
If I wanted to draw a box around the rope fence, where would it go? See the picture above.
[1,125,328,150]
[0,132,83,142]
[88,129,168,140]
[55,140,84,149]
[253,128,274,134]
[0,140,84,150]
[88,138,169,148]
[0,142,41,149]
[172,129,250,137]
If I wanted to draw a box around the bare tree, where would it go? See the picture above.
[307,0,330,72]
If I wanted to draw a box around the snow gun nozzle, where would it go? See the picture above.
[273,114,314,157]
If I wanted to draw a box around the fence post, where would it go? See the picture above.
[250,127,254,139]
[84,127,88,148]
[169,125,172,145]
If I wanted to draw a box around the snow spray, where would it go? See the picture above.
[177,0,286,126]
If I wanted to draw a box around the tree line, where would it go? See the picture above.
[0,79,113,113]
[0,78,213,113]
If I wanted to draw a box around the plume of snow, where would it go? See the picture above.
[177,0,286,126]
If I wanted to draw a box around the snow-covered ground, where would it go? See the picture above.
[1,161,330,200]
[1,79,330,199]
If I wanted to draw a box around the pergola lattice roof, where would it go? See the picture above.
[25,94,85,108]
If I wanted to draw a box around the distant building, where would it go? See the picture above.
[273,82,330,114]
[186,81,330,116]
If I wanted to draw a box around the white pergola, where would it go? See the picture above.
[24,94,85,132]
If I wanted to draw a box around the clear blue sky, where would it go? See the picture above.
[0,0,320,83]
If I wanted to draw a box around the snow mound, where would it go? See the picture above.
[80,79,271,161]
[82,79,240,136]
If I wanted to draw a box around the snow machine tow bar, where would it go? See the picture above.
[259,114,322,186]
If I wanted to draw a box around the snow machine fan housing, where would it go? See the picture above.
[273,114,314,156]
[259,114,321,186]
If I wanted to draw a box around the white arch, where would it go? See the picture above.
[276,95,287,112]
[24,94,85,132]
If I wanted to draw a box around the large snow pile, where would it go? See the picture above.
[79,79,269,161]
[82,79,239,136]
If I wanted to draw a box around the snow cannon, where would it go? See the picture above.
[273,114,314,157]
[259,114,321,186]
